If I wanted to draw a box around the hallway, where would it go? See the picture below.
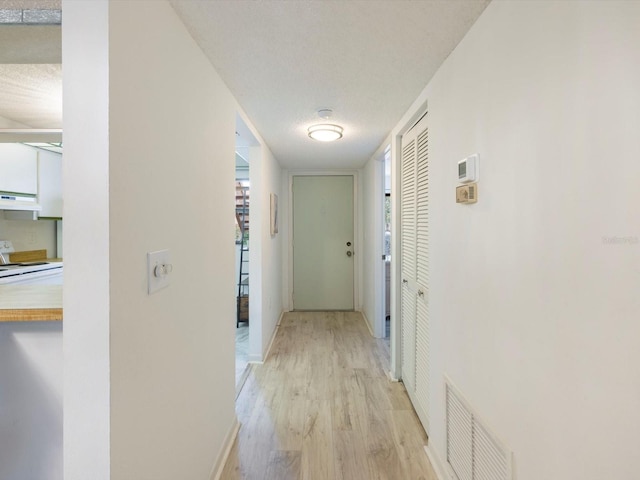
[221,312,437,479]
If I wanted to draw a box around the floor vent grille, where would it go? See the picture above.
[445,379,511,480]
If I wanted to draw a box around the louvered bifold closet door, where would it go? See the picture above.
[414,125,430,432]
[400,137,417,393]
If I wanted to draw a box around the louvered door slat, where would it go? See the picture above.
[401,139,417,283]
[473,420,510,480]
[401,283,416,392]
[400,114,430,433]
[414,123,431,433]
[415,296,430,431]
[401,135,417,394]
[447,384,473,480]
[416,127,429,289]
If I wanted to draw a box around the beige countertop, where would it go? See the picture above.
[0,285,63,322]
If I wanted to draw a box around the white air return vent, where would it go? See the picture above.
[445,379,512,480]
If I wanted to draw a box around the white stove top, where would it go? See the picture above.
[0,261,63,279]
[0,240,63,281]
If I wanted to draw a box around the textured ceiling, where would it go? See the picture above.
[0,0,61,129]
[0,64,61,128]
[0,0,60,8]
[0,0,490,160]
[170,0,490,169]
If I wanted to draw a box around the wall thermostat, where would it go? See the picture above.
[458,154,478,183]
[456,183,478,204]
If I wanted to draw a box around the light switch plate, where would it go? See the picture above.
[147,249,171,294]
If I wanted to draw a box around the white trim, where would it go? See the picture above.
[287,170,361,311]
[235,365,252,399]
[374,146,387,338]
[389,133,402,379]
[424,444,449,480]
[356,172,364,312]
[359,135,391,333]
[209,417,240,480]
[248,310,283,363]
[361,310,375,337]
[287,174,294,310]
[405,375,430,436]
[264,310,282,362]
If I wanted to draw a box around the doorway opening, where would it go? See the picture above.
[384,146,391,341]
[234,116,256,393]
[234,149,249,390]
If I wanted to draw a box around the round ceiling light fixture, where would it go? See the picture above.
[308,123,343,142]
[308,109,344,142]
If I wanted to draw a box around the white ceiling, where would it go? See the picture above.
[0,0,61,133]
[0,1,491,168]
[170,0,490,169]
[0,63,61,128]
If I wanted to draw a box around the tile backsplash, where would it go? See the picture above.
[0,215,57,258]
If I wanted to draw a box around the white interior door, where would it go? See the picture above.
[400,112,431,433]
[292,175,354,310]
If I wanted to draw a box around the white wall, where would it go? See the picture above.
[260,148,283,356]
[388,2,640,479]
[0,217,56,257]
[280,169,291,310]
[63,1,111,478]
[64,1,241,478]
[0,322,63,480]
[248,142,283,361]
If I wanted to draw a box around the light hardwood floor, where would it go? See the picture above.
[221,311,437,480]
[235,325,250,392]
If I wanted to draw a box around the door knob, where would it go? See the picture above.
[346,251,353,257]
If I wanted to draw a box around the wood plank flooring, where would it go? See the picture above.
[235,325,250,393]
[220,311,437,480]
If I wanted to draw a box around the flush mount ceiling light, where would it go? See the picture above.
[308,109,343,142]
[308,124,343,142]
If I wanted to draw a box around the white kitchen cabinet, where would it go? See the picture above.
[0,144,38,195]
[38,149,63,219]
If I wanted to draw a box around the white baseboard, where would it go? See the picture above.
[209,417,240,480]
[424,443,449,480]
[235,364,252,399]
[248,310,283,364]
[361,310,375,337]
[386,370,399,382]
[262,310,283,362]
